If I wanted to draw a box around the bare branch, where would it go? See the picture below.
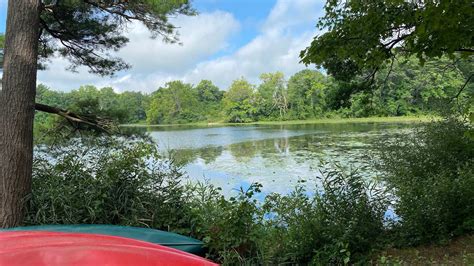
[382,58,396,89]
[455,48,474,53]
[35,103,116,133]
[450,73,473,102]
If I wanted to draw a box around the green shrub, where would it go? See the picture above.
[27,137,189,231]
[185,168,387,265]
[261,168,388,265]
[28,137,389,264]
[183,182,265,264]
[378,118,474,245]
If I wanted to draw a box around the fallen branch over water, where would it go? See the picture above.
[35,103,115,133]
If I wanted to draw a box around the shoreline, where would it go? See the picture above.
[121,115,436,128]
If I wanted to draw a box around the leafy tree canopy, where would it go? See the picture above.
[146,80,201,124]
[287,69,327,118]
[223,78,257,123]
[195,80,223,103]
[300,0,474,81]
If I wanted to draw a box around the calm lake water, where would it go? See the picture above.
[136,122,413,195]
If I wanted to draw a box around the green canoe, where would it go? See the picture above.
[1,224,205,255]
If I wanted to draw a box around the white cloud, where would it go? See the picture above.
[38,0,325,92]
[38,11,240,92]
[263,0,321,34]
[181,31,317,88]
[180,0,325,89]
[116,11,239,74]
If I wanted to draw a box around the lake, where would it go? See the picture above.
[136,122,413,196]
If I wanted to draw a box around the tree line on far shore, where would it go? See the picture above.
[36,55,471,127]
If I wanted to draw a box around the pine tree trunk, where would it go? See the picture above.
[0,0,41,228]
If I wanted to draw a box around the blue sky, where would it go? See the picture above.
[0,1,6,33]
[194,0,276,53]
[0,0,324,92]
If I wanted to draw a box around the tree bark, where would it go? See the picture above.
[0,0,41,228]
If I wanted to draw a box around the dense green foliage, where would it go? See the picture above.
[27,135,388,264]
[29,138,188,228]
[146,80,223,124]
[222,78,257,122]
[28,115,473,264]
[36,56,471,127]
[36,85,148,123]
[347,56,470,117]
[186,169,387,264]
[378,118,474,246]
[34,84,148,137]
[300,0,473,81]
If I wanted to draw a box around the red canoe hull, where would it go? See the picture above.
[0,231,218,266]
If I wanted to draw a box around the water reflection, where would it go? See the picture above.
[126,122,413,195]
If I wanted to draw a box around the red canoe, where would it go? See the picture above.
[0,231,218,266]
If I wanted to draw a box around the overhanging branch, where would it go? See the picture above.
[450,73,473,102]
[35,103,114,133]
